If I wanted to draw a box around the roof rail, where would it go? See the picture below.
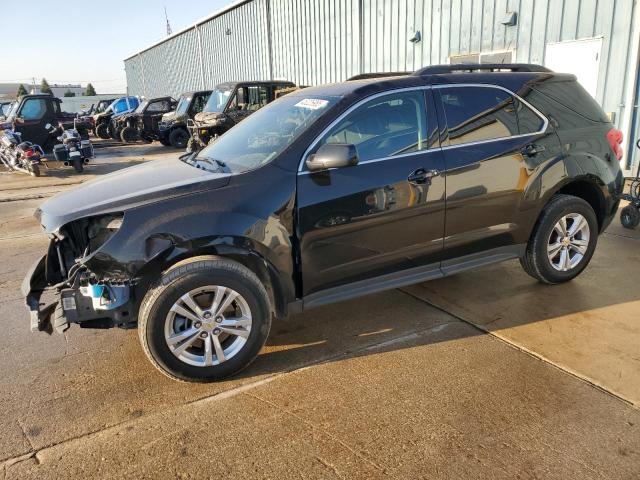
[413,63,552,75]
[347,72,410,81]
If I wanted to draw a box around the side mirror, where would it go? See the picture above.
[305,143,358,172]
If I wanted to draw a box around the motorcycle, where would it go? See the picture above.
[49,121,94,173]
[0,129,45,177]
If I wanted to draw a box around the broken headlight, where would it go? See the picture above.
[86,213,124,254]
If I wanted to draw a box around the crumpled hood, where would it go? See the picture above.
[194,111,225,125]
[36,158,230,233]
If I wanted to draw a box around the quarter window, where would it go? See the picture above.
[516,99,545,134]
[440,86,519,145]
[318,90,429,162]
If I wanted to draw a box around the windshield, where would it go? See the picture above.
[176,96,190,115]
[6,101,19,119]
[134,101,148,114]
[190,95,338,174]
[203,88,232,113]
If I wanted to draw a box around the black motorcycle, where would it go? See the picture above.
[49,122,95,173]
[0,129,45,177]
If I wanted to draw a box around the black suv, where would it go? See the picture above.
[186,80,295,153]
[23,64,624,382]
[157,90,212,148]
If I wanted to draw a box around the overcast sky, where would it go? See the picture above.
[0,0,234,94]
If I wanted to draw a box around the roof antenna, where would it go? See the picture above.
[164,6,172,36]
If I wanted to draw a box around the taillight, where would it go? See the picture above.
[24,148,34,157]
[607,128,623,161]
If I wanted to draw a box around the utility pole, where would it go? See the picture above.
[165,7,172,36]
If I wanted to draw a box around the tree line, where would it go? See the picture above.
[16,79,97,97]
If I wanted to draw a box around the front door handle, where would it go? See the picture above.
[521,143,546,156]
[408,168,440,185]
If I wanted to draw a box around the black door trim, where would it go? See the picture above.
[293,244,526,312]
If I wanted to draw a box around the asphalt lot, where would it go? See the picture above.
[1,142,639,479]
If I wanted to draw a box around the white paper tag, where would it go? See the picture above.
[294,99,329,110]
[62,297,77,311]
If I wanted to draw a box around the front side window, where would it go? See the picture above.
[317,90,428,162]
[203,88,232,113]
[440,86,519,145]
[191,95,338,174]
[20,99,47,120]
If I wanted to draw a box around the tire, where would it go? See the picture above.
[138,258,272,382]
[29,164,40,177]
[620,205,640,229]
[520,194,598,284]
[120,126,139,143]
[95,123,110,139]
[159,137,171,147]
[72,158,83,173]
[168,128,189,149]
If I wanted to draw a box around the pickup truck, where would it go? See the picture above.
[0,94,89,150]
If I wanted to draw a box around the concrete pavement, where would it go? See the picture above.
[0,143,638,479]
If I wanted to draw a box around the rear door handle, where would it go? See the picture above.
[521,143,546,156]
[408,168,440,185]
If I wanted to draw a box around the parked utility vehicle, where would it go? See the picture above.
[157,90,211,148]
[0,94,90,150]
[186,81,295,152]
[117,96,177,143]
[94,96,140,139]
[23,64,624,382]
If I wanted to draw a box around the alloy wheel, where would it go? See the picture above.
[164,285,252,367]
[547,213,590,272]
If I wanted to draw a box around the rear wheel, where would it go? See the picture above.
[138,258,271,382]
[96,123,110,139]
[29,164,40,177]
[620,205,640,229]
[120,126,139,143]
[169,128,189,149]
[520,194,598,284]
[72,158,83,173]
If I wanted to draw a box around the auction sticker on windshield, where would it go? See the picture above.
[294,99,329,110]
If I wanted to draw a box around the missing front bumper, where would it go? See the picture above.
[21,255,61,334]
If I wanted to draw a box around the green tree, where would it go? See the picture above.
[84,83,96,96]
[63,90,76,97]
[40,78,52,94]
[17,84,28,96]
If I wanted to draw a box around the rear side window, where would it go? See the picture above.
[320,90,428,162]
[440,86,519,145]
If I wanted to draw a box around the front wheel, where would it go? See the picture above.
[520,194,598,284]
[138,258,272,382]
[120,126,139,143]
[168,128,190,149]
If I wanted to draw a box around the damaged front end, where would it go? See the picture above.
[23,213,135,334]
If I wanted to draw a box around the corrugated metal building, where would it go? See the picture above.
[124,0,640,174]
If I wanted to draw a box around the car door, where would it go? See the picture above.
[435,84,558,266]
[144,99,170,132]
[15,97,52,145]
[297,88,446,296]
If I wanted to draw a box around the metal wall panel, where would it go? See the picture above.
[124,0,637,166]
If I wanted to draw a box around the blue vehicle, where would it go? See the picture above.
[93,96,140,139]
